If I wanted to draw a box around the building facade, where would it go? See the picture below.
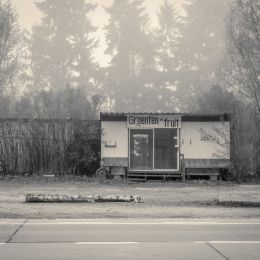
[100,113,231,180]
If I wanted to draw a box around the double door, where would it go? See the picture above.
[129,128,179,171]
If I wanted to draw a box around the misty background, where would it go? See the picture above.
[2,0,232,114]
[0,0,259,178]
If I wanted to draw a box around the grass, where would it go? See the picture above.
[0,176,260,219]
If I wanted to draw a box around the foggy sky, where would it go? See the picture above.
[11,0,186,66]
[12,0,186,30]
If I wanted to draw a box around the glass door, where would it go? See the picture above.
[154,128,178,170]
[129,129,153,170]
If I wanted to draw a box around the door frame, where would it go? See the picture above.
[128,128,180,172]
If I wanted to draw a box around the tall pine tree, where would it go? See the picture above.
[30,0,97,93]
[178,0,228,110]
[153,0,183,111]
[104,0,155,112]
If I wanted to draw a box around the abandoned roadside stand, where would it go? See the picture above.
[100,113,231,181]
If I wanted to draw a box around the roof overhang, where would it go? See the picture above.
[100,112,231,122]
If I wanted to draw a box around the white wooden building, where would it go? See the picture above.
[100,113,231,180]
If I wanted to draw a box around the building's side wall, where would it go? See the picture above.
[101,121,128,159]
[180,121,230,159]
[101,120,230,166]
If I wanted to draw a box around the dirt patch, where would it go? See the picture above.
[0,177,260,219]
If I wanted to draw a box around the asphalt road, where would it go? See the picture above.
[1,219,260,260]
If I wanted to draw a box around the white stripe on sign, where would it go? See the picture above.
[0,243,6,245]
[75,242,138,245]
[195,241,260,244]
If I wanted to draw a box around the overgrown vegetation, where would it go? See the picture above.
[0,119,100,176]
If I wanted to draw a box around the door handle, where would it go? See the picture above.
[174,136,179,148]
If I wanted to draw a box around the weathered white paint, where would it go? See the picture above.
[180,122,230,159]
[101,121,128,158]
[101,120,230,162]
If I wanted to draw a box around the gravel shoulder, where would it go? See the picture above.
[0,178,260,219]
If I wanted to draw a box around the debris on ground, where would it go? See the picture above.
[25,194,141,203]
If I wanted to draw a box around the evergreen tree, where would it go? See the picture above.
[155,1,180,73]
[104,0,155,112]
[153,0,183,111]
[197,84,238,113]
[30,0,97,92]
[178,0,228,109]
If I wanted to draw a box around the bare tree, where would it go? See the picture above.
[0,1,20,97]
[227,0,260,113]
[225,0,260,174]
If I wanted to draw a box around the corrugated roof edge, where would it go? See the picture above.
[100,112,231,122]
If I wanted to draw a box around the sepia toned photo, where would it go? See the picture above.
[0,0,259,259]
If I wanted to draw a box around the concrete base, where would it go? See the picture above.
[112,175,123,180]
[209,175,218,181]
[111,166,126,180]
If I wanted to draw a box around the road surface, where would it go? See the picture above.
[1,219,260,259]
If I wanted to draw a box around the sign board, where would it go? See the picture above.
[127,114,181,128]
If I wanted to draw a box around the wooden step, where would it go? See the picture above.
[127,172,182,182]
[128,178,146,182]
